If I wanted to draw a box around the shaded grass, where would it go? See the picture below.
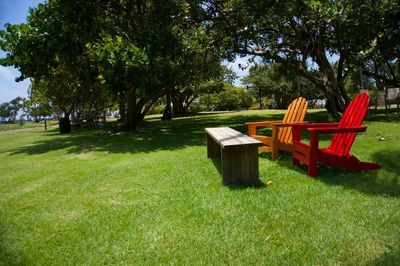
[0,109,399,265]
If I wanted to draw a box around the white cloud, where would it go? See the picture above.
[0,66,17,81]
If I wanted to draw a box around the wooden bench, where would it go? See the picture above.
[205,127,262,185]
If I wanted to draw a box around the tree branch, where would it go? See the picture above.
[363,70,400,87]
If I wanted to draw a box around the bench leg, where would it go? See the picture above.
[221,146,259,185]
[207,134,221,158]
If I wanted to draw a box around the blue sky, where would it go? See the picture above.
[0,0,44,103]
[0,0,248,104]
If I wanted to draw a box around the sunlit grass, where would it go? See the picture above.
[0,120,58,132]
[0,110,399,264]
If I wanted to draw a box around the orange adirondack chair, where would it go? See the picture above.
[292,92,380,177]
[246,97,308,160]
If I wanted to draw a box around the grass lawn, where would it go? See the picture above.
[0,109,399,264]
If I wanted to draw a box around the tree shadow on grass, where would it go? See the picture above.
[274,149,400,198]
[367,244,400,266]
[8,112,287,156]
[315,149,399,197]
[8,109,335,156]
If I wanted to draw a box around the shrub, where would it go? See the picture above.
[199,86,253,111]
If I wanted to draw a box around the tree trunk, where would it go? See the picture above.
[324,85,346,119]
[338,83,350,106]
[162,88,172,121]
[125,88,151,131]
[59,111,71,133]
[172,91,196,116]
[126,88,137,131]
[172,95,186,116]
[119,92,126,123]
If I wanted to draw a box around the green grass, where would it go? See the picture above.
[0,110,399,265]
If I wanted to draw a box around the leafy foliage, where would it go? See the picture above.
[0,97,26,123]
[171,65,235,115]
[199,84,252,111]
[0,103,12,122]
[243,63,323,108]
[196,0,400,117]
[0,0,222,131]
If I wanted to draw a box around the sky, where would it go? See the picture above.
[0,0,249,104]
[0,0,45,103]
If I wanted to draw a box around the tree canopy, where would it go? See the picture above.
[195,0,400,117]
[0,0,221,130]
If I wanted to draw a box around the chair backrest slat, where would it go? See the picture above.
[328,93,369,155]
[278,97,308,144]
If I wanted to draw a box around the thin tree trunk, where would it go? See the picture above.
[119,92,126,123]
[126,88,136,131]
[162,88,172,121]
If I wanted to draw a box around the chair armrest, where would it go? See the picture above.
[307,126,367,134]
[292,122,340,130]
[245,120,283,127]
[301,126,367,153]
[292,122,340,142]
[270,121,310,128]
[246,120,283,136]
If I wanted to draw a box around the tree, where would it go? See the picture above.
[0,1,173,130]
[0,97,25,123]
[359,5,400,88]
[243,63,322,108]
[84,0,223,126]
[0,0,112,131]
[8,97,25,122]
[194,0,400,117]
[199,83,252,111]
[170,61,230,116]
[0,103,12,122]
[25,101,52,122]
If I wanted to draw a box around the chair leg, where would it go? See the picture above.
[307,132,319,177]
[292,148,300,165]
[271,145,278,161]
[271,126,279,160]
[308,157,318,177]
[248,124,256,136]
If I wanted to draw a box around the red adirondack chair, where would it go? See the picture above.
[292,93,380,177]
